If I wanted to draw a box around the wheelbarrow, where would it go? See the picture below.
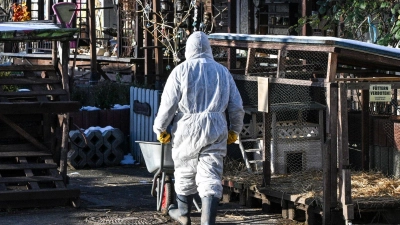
[136,141,201,215]
[136,141,175,215]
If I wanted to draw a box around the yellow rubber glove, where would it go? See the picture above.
[227,130,238,144]
[158,131,171,144]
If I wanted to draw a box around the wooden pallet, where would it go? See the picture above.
[0,64,81,208]
[221,180,323,225]
[0,150,80,208]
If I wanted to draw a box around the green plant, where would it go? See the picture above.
[90,81,130,109]
[291,0,400,47]
[71,81,149,109]
[0,71,18,92]
[71,85,90,106]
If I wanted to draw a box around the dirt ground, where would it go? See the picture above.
[0,165,304,225]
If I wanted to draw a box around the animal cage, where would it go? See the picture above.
[209,33,400,225]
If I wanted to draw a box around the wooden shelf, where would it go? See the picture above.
[257,3,298,35]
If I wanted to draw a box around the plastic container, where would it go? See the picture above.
[136,141,174,173]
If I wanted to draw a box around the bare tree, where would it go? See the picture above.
[136,0,226,64]
[1,0,13,21]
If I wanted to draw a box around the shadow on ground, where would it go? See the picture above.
[0,166,304,225]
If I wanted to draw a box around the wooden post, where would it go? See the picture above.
[144,35,154,86]
[281,200,288,219]
[276,49,287,78]
[249,1,255,34]
[227,47,237,70]
[52,15,58,67]
[301,0,312,36]
[245,48,256,75]
[361,89,370,170]
[38,0,44,20]
[60,40,71,184]
[153,0,163,80]
[134,1,143,59]
[134,1,144,84]
[227,0,236,33]
[338,83,354,222]
[263,112,272,185]
[327,52,338,82]
[48,0,54,20]
[325,54,339,221]
[226,0,237,73]
[117,1,122,58]
[323,83,338,225]
[88,0,98,84]
[23,0,32,53]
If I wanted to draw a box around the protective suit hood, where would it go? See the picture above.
[185,31,213,60]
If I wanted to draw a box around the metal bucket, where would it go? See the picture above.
[136,141,174,173]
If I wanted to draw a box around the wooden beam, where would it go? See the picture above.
[18,157,40,190]
[227,0,235,33]
[263,112,272,185]
[301,0,307,36]
[45,158,66,189]
[88,0,97,80]
[338,83,354,221]
[0,144,41,151]
[0,188,80,202]
[323,83,338,225]
[276,49,287,78]
[208,40,338,53]
[346,82,400,90]
[0,114,48,152]
[0,90,67,97]
[330,84,338,208]
[336,77,400,82]
[0,78,61,85]
[0,65,55,71]
[327,52,338,82]
[339,48,400,69]
[361,89,370,170]
[0,151,51,157]
[0,163,57,170]
[0,102,80,114]
[59,40,72,185]
[153,0,163,77]
[52,15,58,68]
[245,48,256,75]
[0,176,63,183]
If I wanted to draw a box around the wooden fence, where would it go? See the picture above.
[70,108,130,135]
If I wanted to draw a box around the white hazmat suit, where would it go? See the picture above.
[153,31,244,199]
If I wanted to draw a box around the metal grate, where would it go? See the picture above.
[119,0,136,57]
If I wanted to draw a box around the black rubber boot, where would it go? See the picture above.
[168,194,193,225]
[200,196,219,225]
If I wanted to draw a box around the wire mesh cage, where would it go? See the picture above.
[212,43,328,207]
[210,34,400,223]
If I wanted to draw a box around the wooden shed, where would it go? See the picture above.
[0,20,81,208]
[209,33,400,224]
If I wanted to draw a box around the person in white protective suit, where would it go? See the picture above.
[153,31,244,225]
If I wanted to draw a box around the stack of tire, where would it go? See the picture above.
[68,128,124,169]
